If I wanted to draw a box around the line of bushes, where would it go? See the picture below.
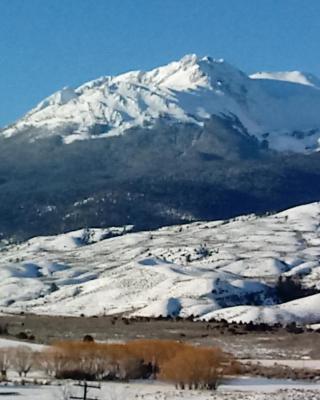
[0,339,238,390]
[38,339,238,390]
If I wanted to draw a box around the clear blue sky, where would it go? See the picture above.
[1,0,319,127]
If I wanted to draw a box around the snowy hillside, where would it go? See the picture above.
[2,54,320,152]
[201,293,320,325]
[0,202,320,324]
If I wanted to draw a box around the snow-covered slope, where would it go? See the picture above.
[250,71,320,88]
[0,202,320,324]
[201,293,320,325]
[2,54,320,152]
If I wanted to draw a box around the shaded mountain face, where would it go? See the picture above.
[1,55,320,241]
[1,115,320,241]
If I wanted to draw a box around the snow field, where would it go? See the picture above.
[0,380,320,400]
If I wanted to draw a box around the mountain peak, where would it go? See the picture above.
[149,54,247,91]
[178,53,225,67]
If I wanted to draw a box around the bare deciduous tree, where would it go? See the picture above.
[0,348,11,380]
[10,346,34,377]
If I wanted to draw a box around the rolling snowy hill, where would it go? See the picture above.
[1,202,320,324]
[2,54,320,153]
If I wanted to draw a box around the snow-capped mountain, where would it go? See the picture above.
[1,54,320,242]
[2,54,320,152]
[1,202,320,324]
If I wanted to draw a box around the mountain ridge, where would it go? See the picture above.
[2,54,320,153]
[250,70,320,88]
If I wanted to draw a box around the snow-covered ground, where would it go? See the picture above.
[0,380,319,400]
[308,323,320,330]
[0,338,46,351]
[242,359,320,370]
[0,202,320,324]
[2,54,320,153]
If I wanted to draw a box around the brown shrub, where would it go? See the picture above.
[41,341,144,380]
[37,346,70,377]
[160,345,231,390]
[126,339,186,378]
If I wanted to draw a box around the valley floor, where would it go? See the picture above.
[2,314,320,359]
